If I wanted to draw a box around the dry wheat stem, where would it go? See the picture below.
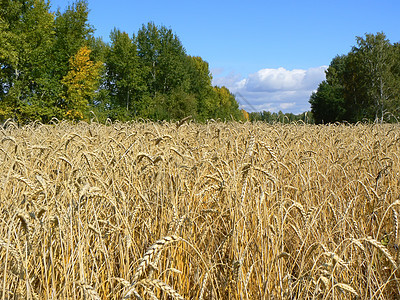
[1,121,400,299]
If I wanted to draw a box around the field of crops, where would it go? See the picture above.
[1,119,400,299]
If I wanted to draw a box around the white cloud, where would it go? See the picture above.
[303,66,329,89]
[245,67,305,92]
[280,102,296,110]
[212,71,244,90]
[244,66,327,93]
[212,66,327,113]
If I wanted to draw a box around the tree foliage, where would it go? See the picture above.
[0,0,57,121]
[0,2,243,123]
[309,55,346,124]
[53,0,93,79]
[61,46,102,120]
[102,22,242,121]
[212,86,241,120]
[104,28,144,120]
[310,32,400,123]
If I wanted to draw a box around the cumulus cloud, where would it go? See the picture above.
[245,68,305,92]
[212,66,327,113]
[280,102,296,110]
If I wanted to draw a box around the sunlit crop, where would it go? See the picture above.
[1,119,399,299]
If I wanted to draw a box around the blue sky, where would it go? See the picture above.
[50,0,400,113]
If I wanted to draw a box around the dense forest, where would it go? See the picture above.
[0,0,243,122]
[310,32,400,124]
[2,1,399,124]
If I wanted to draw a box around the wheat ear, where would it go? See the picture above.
[123,235,180,298]
[363,236,397,269]
[198,271,209,300]
[78,283,101,300]
[334,282,359,297]
[393,208,399,245]
[140,279,184,300]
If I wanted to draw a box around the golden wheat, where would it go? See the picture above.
[1,120,400,299]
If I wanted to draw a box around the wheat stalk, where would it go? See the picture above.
[1,121,400,299]
[363,236,397,269]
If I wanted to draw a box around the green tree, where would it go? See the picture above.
[1,3,242,123]
[349,33,400,122]
[136,22,209,120]
[187,56,217,120]
[310,81,346,124]
[52,0,93,81]
[309,55,347,124]
[136,22,159,98]
[0,0,99,122]
[341,51,370,121]
[146,87,197,121]
[52,0,100,120]
[157,26,189,94]
[0,0,58,122]
[311,33,400,123]
[104,28,145,119]
[137,22,189,98]
[164,88,197,120]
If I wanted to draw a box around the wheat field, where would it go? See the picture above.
[0,119,400,299]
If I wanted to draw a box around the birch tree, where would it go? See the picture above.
[351,32,400,122]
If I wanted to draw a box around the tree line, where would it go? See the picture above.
[248,110,313,124]
[309,32,400,124]
[0,0,243,123]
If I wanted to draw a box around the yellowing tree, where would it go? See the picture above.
[213,86,240,119]
[61,46,102,119]
[241,109,249,121]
